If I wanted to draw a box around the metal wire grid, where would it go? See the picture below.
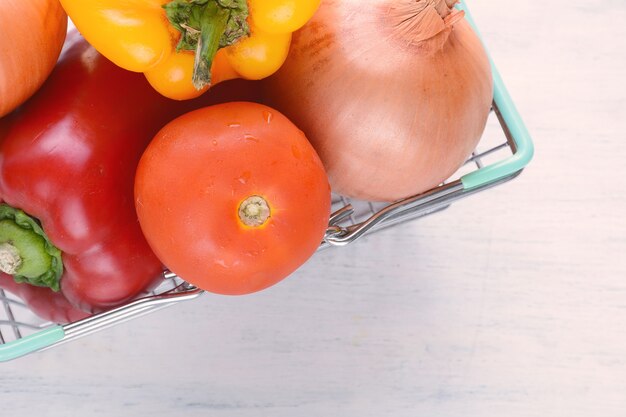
[0,106,517,350]
[323,106,517,246]
[0,290,27,343]
[0,273,186,345]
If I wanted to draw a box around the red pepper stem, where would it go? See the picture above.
[0,204,63,291]
[0,242,22,275]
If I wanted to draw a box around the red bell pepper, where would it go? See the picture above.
[0,273,88,324]
[0,31,261,315]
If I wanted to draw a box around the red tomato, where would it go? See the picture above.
[135,102,331,295]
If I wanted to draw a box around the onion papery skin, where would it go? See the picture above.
[0,0,67,118]
[263,0,493,202]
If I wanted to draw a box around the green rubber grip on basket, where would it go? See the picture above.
[457,2,534,190]
[0,325,65,362]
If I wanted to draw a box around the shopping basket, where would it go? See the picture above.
[0,2,534,362]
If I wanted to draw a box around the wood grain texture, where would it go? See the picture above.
[2,0,625,415]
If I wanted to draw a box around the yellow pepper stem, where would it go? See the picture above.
[193,4,229,89]
[164,0,249,90]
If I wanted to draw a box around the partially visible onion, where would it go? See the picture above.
[263,0,493,201]
[0,0,67,118]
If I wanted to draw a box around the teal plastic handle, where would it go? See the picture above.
[457,2,534,190]
[0,325,65,362]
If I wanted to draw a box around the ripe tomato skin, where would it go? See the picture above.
[0,32,265,313]
[135,102,331,295]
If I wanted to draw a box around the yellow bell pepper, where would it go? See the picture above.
[59,0,320,100]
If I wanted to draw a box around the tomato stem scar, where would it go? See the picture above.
[238,195,270,227]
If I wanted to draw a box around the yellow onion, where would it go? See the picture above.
[264,0,493,201]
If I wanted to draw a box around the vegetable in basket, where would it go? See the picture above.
[263,0,494,202]
[0,0,67,117]
[0,274,88,324]
[0,32,263,315]
[135,102,331,295]
[58,0,320,100]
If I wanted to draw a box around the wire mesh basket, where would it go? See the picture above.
[0,3,533,362]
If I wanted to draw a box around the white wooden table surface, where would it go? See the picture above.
[3,0,625,415]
